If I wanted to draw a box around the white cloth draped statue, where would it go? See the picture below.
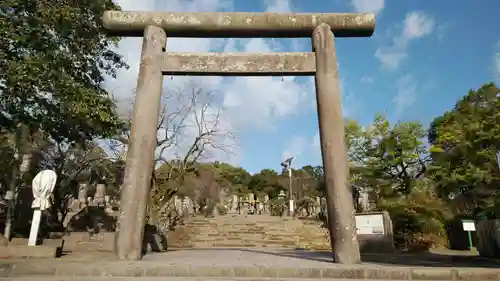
[31,170,57,211]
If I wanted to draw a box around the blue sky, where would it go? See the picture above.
[107,0,500,174]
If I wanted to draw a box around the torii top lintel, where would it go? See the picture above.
[102,11,376,38]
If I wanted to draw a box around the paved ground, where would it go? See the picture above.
[24,247,496,269]
[2,248,500,280]
[142,248,500,268]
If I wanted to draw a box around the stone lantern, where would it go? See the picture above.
[278,190,286,200]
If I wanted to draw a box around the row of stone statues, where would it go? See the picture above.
[67,182,116,213]
[169,192,329,218]
[63,181,374,225]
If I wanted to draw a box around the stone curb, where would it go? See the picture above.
[1,262,500,280]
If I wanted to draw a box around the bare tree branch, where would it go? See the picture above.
[109,80,237,216]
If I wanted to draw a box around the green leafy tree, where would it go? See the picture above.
[428,83,500,215]
[0,133,15,193]
[377,181,450,250]
[215,163,250,184]
[301,165,325,195]
[345,117,448,248]
[0,0,127,142]
[348,116,428,199]
[249,169,282,198]
[278,167,321,199]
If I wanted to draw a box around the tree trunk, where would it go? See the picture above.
[4,125,32,240]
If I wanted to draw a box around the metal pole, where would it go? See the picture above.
[288,167,294,216]
[467,231,473,250]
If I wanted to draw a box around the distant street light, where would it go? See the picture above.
[281,157,295,216]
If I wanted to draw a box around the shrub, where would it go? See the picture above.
[296,197,318,217]
[378,184,451,251]
[216,203,228,215]
[269,198,286,216]
[203,200,217,217]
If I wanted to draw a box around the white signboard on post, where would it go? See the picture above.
[462,221,476,231]
[355,214,384,235]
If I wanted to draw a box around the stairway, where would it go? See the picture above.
[167,214,331,250]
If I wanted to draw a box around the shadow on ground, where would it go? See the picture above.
[175,248,500,268]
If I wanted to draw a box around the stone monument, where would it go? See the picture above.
[102,10,376,263]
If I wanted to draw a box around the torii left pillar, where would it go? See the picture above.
[115,25,166,261]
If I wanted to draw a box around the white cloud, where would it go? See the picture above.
[375,11,435,71]
[436,23,452,41]
[403,12,435,39]
[282,136,307,161]
[309,64,358,117]
[265,0,292,12]
[393,74,417,118]
[105,0,310,165]
[105,0,222,112]
[350,0,384,14]
[309,131,322,166]
[217,5,310,130]
[105,0,233,164]
[360,76,374,84]
[494,41,500,83]
[375,49,407,71]
[312,131,320,149]
[223,76,308,130]
[495,53,500,81]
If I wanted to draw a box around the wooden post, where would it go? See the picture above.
[116,25,166,261]
[312,23,361,264]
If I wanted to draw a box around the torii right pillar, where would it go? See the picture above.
[313,23,361,264]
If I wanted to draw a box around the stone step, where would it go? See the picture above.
[189,236,268,241]
[166,215,329,250]
[193,228,314,232]
[0,244,62,259]
[186,225,273,229]
[183,230,310,236]
[71,241,114,252]
[184,225,310,230]
[188,219,299,223]
[188,222,299,226]
[186,238,299,244]
[185,229,323,232]
[0,276,364,281]
[8,238,64,247]
[187,220,300,223]
[210,221,299,224]
[175,239,327,246]
[169,242,324,249]
[185,223,313,228]
[185,230,321,236]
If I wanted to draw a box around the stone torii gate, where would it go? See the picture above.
[102,11,376,264]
